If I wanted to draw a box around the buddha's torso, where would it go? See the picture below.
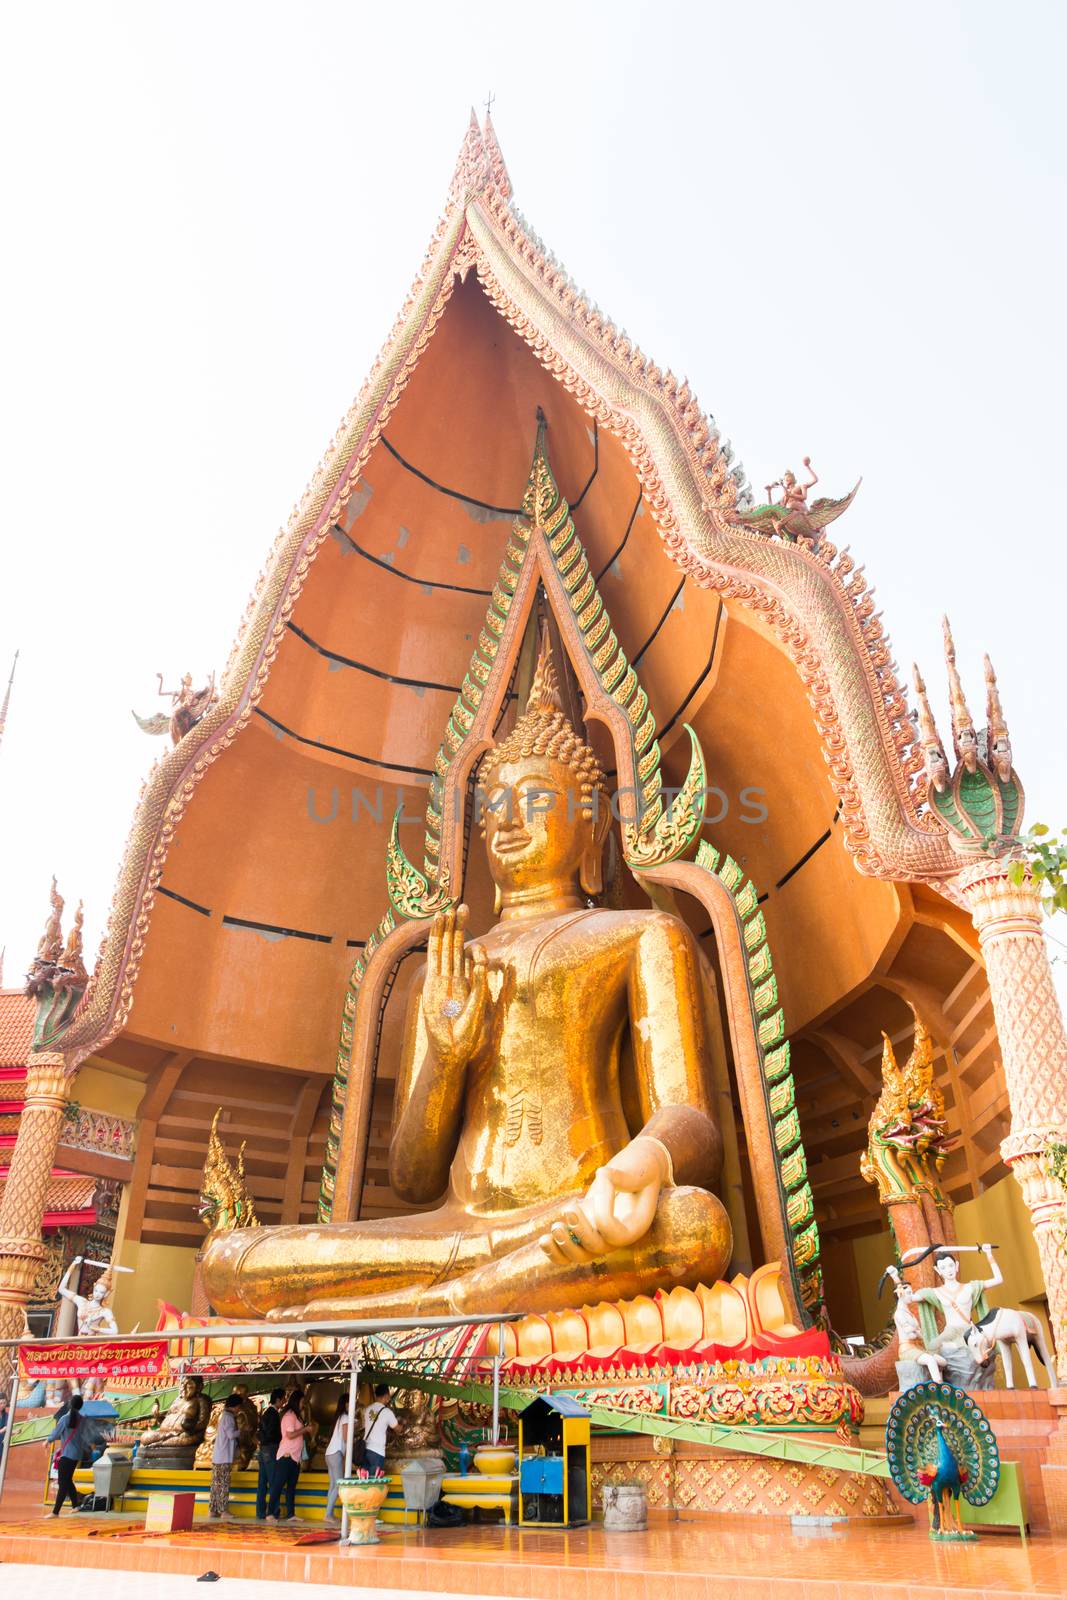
[448,905,655,1216]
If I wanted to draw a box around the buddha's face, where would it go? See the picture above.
[483,756,598,893]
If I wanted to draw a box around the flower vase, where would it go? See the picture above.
[337,1476,390,1545]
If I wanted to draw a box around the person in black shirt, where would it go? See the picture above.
[48,1395,87,1515]
[256,1389,285,1520]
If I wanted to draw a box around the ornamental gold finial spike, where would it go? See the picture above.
[984,654,1013,783]
[912,663,949,794]
[942,616,978,773]
[523,409,555,528]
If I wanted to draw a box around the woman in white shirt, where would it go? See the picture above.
[323,1397,349,1524]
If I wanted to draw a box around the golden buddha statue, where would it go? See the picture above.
[201,639,731,1321]
[138,1375,212,1465]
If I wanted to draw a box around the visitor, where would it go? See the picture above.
[208,1394,243,1520]
[362,1385,398,1476]
[256,1388,285,1519]
[48,1394,87,1515]
[323,1395,350,1525]
[266,1391,310,1522]
[0,1388,8,1451]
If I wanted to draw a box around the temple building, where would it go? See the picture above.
[1,116,1063,1367]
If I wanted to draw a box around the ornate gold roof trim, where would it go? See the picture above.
[62,116,956,1066]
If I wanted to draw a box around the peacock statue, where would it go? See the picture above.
[885,1381,1000,1540]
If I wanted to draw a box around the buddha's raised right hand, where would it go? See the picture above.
[422,904,489,1069]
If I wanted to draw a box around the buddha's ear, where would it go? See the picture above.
[578,792,612,898]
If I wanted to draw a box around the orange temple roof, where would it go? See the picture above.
[0,989,34,1067]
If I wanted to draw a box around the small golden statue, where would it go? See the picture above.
[730,458,859,549]
[202,637,731,1321]
[134,672,217,746]
[195,1383,259,1470]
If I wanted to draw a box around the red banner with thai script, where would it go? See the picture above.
[18,1339,169,1380]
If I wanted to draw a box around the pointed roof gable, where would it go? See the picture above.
[61,117,951,1066]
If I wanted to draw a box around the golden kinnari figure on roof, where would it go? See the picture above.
[201,634,731,1320]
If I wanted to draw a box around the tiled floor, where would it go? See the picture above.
[0,1570,507,1600]
[1,1491,1066,1599]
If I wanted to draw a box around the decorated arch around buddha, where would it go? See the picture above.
[320,418,822,1323]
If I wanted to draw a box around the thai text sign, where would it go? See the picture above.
[18,1339,169,1380]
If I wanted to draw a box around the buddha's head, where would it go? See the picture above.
[479,637,610,902]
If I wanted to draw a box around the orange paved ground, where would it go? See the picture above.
[2,1486,1066,1600]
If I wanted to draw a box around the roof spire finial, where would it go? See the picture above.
[481,101,512,201]
[522,408,557,528]
[942,616,978,773]
[448,111,488,206]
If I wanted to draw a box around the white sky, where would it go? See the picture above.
[1,1,1065,991]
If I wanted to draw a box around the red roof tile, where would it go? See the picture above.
[0,990,33,1067]
[0,1170,96,1214]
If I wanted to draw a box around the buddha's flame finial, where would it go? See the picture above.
[984,654,1013,783]
[481,627,604,796]
[942,616,978,772]
[912,663,949,795]
[526,631,564,716]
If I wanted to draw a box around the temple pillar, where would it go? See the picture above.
[0,1052,73,1379]
[956,858,1067,1378]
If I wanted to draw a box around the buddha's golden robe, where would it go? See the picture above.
[202,902,731,1320]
